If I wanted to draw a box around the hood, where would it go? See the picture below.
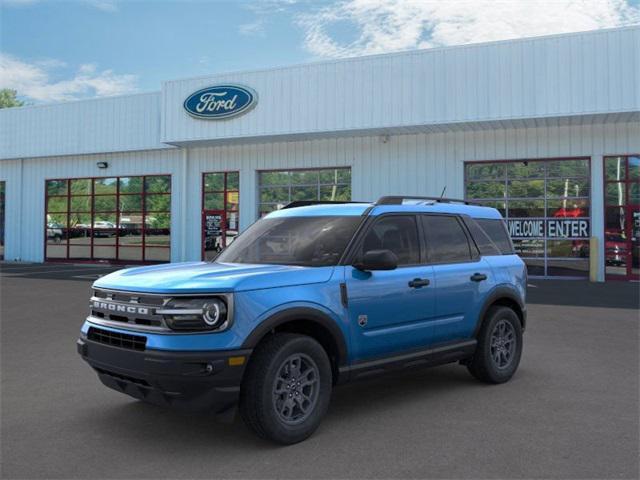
[93,261,335,294]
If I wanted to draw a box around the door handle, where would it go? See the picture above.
[408,278,430,288]
[470,273,487,282]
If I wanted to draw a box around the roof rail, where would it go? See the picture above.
[281,200,369,209]
[375,196,477,206]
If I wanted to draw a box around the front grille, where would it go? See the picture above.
[87,326,147,351]
[90,288,169,331]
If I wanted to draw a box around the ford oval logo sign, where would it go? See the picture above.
[183,84,257,120]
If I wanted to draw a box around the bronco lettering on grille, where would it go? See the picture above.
[91,301,150,315]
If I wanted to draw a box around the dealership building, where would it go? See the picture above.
[0,26,638,281]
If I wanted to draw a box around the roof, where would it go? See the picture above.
[266,202,503,219]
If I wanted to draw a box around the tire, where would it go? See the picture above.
[467,306,523,384]
[239,333,332,444]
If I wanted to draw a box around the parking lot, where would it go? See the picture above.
[1,262,638,479]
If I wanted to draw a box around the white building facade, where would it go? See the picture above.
[1,27,638,281]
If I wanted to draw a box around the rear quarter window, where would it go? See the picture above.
[471,218,515,255]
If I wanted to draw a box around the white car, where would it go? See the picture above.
[93,221,116,237]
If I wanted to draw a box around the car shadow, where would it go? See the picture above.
[80,364,487,450]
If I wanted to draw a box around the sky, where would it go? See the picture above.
[1,0,639,104]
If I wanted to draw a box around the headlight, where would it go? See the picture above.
[157,297,230,332]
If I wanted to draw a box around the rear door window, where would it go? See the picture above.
[421,215,473,263]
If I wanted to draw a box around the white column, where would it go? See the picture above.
[179,148,189,262]
[590,155,605,282]
[239,168,257,231]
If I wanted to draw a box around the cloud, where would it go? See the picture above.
[0,0,119,11]
[82,0,118,12]
[0,0,39,5]
[0,53,138,102]
[239,19,266,36]
[297,0,640,58]
[245,0,299,14]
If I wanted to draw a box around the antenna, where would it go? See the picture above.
[439,186,447,200]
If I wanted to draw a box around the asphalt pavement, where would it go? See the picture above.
[1,262,638,479]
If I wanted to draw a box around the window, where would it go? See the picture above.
[465,219,501,256]
[359,216,420,266]
[422,215,472,263]
[465,158,591,277]
[217,216,360,267]
[258,168,351,216]
[603,155,639,279]
[202,172,239,260]
[45,175,171,263]
[476,219,514,254]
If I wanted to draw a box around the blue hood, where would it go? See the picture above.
[93,262,335,294]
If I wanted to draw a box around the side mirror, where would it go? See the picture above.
[353,249,398,271]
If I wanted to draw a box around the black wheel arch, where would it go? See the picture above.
[474,286,527,337]
[241,307,348,382]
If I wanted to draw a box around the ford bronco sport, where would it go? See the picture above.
[77,196,526,444]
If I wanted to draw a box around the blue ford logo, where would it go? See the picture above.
[183,84,257,120]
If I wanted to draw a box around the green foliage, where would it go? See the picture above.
[0,89,24,109]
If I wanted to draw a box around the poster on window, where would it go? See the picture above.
[508,219,590,238]
[205,214,222,237]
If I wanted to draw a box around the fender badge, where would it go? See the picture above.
[358,315,368,327]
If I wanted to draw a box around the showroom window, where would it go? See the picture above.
[258,168,351,216]
[603,155,639,280]
[202,171,239,261]
[0,181,4,260]
[45,175,171,263]
[465,158,591,277]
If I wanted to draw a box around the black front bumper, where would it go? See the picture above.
[77,336,251,414]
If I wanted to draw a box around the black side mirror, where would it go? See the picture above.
[353,249,398,271]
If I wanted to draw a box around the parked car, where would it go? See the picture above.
[46,222,64,243]
[93,221,116,237]
[605,231,627,266]
[78,197,527,444]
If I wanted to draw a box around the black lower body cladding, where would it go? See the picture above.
[77,335,251,414]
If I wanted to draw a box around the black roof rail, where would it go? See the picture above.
[281,200,370,209]
[375,196,477,206]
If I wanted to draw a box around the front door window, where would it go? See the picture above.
[604,155,639,280]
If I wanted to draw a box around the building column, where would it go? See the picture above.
[239,169,257,231]
[591,155,605,282]
[179,148,189,262]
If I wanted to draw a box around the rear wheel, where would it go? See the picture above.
[239,333,332,444]
[467,306,523,384]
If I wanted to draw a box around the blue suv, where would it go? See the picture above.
[77,196,526,444]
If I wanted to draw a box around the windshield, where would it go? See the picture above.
[216,216,361,266]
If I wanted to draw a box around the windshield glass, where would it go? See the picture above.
[216,216,361,266]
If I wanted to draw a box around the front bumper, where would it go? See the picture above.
[77,335,251,414]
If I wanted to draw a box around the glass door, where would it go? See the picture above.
[604,155,639,280]
[202,172,239,261]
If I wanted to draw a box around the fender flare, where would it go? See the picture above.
[473,285,527,337]
[241,307,349,366]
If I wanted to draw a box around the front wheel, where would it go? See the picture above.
[467,306,523,384]
[239,333,332,444]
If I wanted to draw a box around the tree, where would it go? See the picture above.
[0,89,24,109]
